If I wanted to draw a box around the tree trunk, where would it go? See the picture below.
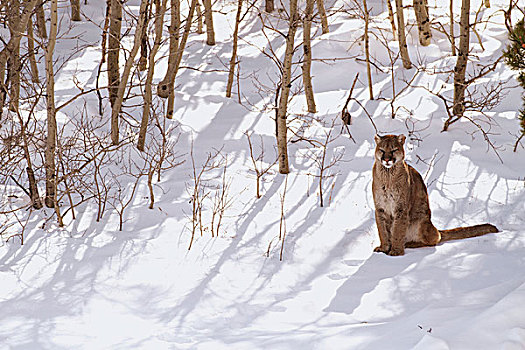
[138,0,150,71]
[276,0,299,174]
[363,0,373,100]
[70,0,81,21]
[265,0,273,12]
[451,0,470,121]
[315,0,329,34]
[137,0,167,151]
[450,0,456,55]
[202,0,215,45]
[157,0,197,119]
[27,17,40,83]
[15,111,42,209]
[35,0,47,38]
[484,0,489,7]
[7,0,21,113]
[386,0,397,40]
[108,0,122,108]
[413,0,431,46]
[0,0,38,118]
[394,0,412,69]
[196,1,204,34]
[45,0,58,208]
[226,0,242,98]
[110,0,149,145]
[302,0,316,112]
[158,0,180,98]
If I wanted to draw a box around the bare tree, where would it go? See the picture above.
[186,146,222,250]
[110,0,149,145]
[450,0,456,55]
[413,0,431,46]
[138,0,151,71]
[265,0,274,13]
[196,1,204,34]
[35,0,47,38]
[70,0,81,21]
[157,0,180,101]
[44,0,58,208]
[202,0,215,45]
[226,0,243,98]
[245,132,277,198]
[302,0,316,112]
[108,0,122,108]
[138,0,168,151]
[210,160,233,238]
[449,0,470,129]
[386,0,397,40]
[363,0,373,100]
[276,0,299,174]
[316,0,329,34]
[157,0,198,119]
[394,0,412,69]
[27,17,40,83]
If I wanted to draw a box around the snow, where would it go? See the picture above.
[1,0,525,348]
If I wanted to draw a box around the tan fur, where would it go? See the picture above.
[372,134,498,256]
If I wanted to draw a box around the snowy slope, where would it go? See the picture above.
[1,0,525,349]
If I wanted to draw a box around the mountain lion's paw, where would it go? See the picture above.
[388,248,405,256]
[374,246,390,254]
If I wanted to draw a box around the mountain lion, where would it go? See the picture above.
[372,134,498,256]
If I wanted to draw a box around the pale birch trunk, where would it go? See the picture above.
[110,0,149,145]
[302,0,316,112]
[363,0,373,100]
[277,0,299,174]
[70,0,81,21]
[137,0,167,151]
[394,0,412,69]
[450,0,470,124]
[158,0,198,119]
[316,0,329,34]
[158,0,180,98]
[202,0,215,45]
[413,0,431,46]
[44,0,58,208]
[108,0,122,108]
[386,0,397,40]
[138,0,150,71]
[226,0,242,98]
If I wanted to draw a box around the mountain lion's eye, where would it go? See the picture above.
[379,149,385,154]
[392,149,399,152]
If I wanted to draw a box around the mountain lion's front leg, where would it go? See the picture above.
[389,206,408,256]
[374,208,392,254]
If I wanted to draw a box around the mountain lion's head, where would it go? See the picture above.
[374,134,406,169]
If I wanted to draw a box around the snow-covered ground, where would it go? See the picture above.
[1,0,525,348]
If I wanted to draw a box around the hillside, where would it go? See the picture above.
[1,0,525,348]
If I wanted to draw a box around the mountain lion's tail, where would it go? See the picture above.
[439,224,499,242]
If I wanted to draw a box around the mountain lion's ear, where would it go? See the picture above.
[374,134,381,144]
[397,134,406,145]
